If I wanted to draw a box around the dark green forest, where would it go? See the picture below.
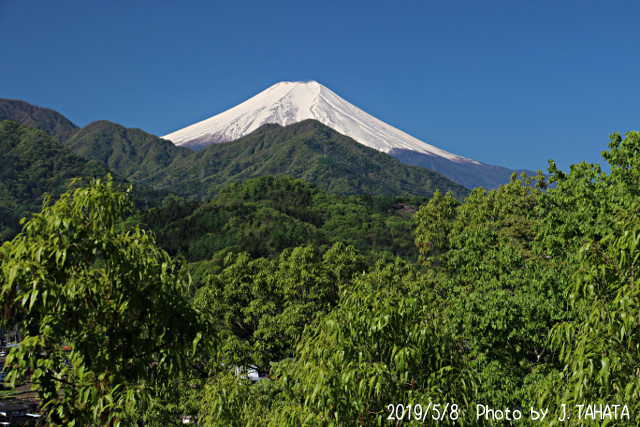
[0,120,181,242]
[0,120,116,241]
[0,113,469,245]
[63,120,193,181]
[140,120,470,200]
[2,129,640,426]
[138,175,429,279]
[0,98,80,143]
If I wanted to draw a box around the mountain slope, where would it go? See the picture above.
[146,120,470,200]
[0,120,117,240]
[162,81,531,190]
[0,120,174,242]
[64,120,193,181]
[389,148,538,192]
[163,81,472,162]
[0,98,80,142]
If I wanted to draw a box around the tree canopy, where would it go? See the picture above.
[3,130,640,426]
[0,176,211,426]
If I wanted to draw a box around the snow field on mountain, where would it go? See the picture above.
[163,81,479,165]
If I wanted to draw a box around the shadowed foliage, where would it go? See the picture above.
[64,120,193,181]
[0,98,79,142]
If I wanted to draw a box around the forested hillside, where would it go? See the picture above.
[3,128,640,426]
[0,120,173,241]
[138,175,428,283]
[0,98,79,142]
[144,120,470,200]
[1,98,470,203]
[0,120,117,240]
[64,120,193,180]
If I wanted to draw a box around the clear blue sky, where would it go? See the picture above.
[1,1,638,173]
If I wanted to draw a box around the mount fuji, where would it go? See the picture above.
[163,81,533,190]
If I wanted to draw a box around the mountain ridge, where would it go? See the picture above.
[147,119,470,200]
[0,119,119,240]
[64,120,193,181]
[0,94,469,202]
[0,119,177,242]
[0,98,80,142]
[162,81,534,190]
[3,93,534,192]
[163,81,476,163]
[389,148,538,192]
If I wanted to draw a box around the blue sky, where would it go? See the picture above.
[1,1,638,173]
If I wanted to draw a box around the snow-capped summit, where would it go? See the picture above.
[162,81,478,164]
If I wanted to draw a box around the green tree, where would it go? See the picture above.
[198,367,282,427]
[531,131,640,425]
[535,226,640,426]
[412,130,640,422]
[0,177,211,426]
[414,177,567,413]
[270,260,472,426]
[194,243,365,375]
[138,367,209,426]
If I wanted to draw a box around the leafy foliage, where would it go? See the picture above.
[269,260,472,426]
[0,177,211,426]
[199,368,281,427]
[531,131,640,425]
[197,260,473,427]
[140,175,428,268]
[539,226,640,425]
[414,130,640,424]
[194,243,365,375]
[4,123,640,426]
[415,176,567,396]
